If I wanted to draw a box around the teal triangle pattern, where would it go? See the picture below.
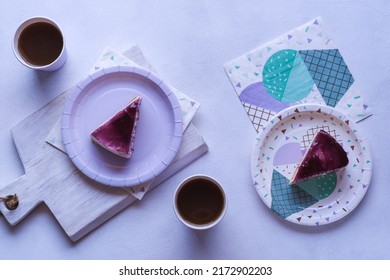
[295,172,337,200]
[271,169,318,218]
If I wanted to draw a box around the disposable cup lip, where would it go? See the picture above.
[12,16,67,71]
[173,174,227,230]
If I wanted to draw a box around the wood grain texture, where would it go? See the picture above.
[0,92,207,241]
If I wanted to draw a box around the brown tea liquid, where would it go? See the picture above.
[18,22,63,66]
[176,179,224,225]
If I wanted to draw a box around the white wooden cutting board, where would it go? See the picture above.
[0,92,207,241]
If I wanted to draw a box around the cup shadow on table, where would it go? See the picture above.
[32,64,69,96]
[179,226,225,259]
[34,68,62,85]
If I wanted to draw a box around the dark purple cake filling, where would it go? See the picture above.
[290,130,349,184]
[91,96,142,159]
[93,107,137,154]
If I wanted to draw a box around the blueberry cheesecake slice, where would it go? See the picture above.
[91,96,142,159]
[290,130,349,185]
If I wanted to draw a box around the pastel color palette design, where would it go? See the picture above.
[224,17,372,132]
[295,172,337,200]
[239,82,291,112]
[262,49,314,103]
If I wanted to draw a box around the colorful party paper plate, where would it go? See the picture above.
[62,65,183,187]
[251,104,372,226]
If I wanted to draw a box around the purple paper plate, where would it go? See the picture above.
[61,65,183,187]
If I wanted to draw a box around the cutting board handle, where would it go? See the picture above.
[0,174,43,226]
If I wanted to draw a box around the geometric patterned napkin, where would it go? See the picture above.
[224,17,372,133]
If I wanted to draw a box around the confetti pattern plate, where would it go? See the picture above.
[62,65,183,187]
[251,104,372,226]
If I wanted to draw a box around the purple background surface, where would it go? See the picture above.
[0,0,388,260]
